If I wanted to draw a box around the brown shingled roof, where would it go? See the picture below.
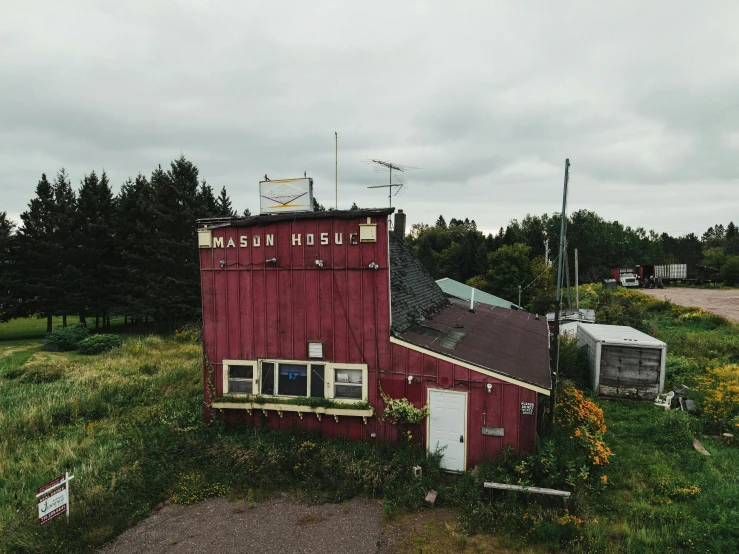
[395,302,551,390]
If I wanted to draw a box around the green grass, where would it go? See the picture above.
[3,287,739,553]
[0,316,127,341]
[0,335,439,553]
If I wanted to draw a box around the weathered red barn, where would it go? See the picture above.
[198,208,551,471]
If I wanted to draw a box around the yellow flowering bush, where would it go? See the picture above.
[694,364,739,433]
[557,386,612,466]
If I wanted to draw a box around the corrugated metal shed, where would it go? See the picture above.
[436,278,520,309]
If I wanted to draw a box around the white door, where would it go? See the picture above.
[428,390,467,472]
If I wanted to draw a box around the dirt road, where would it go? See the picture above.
[100,496,385,554]
[640,288,739,322]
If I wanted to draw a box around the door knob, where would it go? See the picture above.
[459,435,464,443]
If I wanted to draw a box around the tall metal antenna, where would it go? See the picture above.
[335,132,338,210]
[365,159,417,208]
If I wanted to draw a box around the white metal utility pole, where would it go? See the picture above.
[335,132,338,210]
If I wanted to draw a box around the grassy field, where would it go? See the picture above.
[0,316,128,341]
[0,333,441,553]
[2,292,739,553]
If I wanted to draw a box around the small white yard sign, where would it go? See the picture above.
[36,472,74,526]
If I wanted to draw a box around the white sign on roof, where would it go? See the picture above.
[259,178,314,214]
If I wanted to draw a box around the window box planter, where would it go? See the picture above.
[211,400,375,424]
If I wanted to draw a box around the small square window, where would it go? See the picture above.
[226,363,255,395]
[333,368,363,400]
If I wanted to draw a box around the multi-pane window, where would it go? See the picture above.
[223,359,367,403]
[333,368,363,399]
[223,361,257,396]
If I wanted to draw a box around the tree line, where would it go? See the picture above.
[2,159,737,329]
[0,156,244,330]
[406,211,739,313]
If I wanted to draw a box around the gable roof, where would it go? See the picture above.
[394,302,552,392]
[436,277,521,309]
[389,233,449,333]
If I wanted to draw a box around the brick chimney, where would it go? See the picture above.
[394,209,406,240]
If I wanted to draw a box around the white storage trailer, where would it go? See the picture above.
[577,324,666,400]
[654,264,687,280]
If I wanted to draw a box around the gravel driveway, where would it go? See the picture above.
[100,496,384,554]
[640,287,739,322]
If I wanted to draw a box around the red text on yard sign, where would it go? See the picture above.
[37,482,67,526]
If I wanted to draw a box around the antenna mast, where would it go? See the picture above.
[366,159,414,208]
[335,132,338,210]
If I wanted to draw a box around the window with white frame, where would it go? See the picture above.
[327,363,368,403]
[223,359,368,403]
[223,360,257,395]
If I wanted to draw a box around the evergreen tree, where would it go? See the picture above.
[435,215,446,228]
[313,196,326,211]
[52,169,81,324]
[242,208,252,217]
[197,181,219,217]
[0,212,21,322]
[115,174,158,322]
[215,186,237,217]
[17,174,59,332]
[77,171,117,328]
[148,157,203,327]
[350,202,360,211]
[726,222,737,239]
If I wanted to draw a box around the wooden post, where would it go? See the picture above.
[575,248,579,311]
[550,159,570,425]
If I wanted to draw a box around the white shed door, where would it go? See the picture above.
[428,390,466,472]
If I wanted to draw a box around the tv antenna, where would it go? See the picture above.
[365,159,417,208]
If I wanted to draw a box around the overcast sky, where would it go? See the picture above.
[2,1,738,236]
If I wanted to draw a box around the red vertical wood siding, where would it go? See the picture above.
[199,213,541,468]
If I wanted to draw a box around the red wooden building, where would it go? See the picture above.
[198,208,551,471]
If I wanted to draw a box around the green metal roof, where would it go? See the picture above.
[435,278,520,310]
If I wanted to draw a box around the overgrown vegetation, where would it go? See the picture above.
[0,336,440,553]
[3,288,739,552]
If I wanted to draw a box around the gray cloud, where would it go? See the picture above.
[1,0,738,237]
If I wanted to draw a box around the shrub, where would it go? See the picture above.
[593,290,647,330]
[78,334,123,355]
[557,337,590,390]
[720,255,739,285]
[174,325,200,343]
[693,364,739,433]
[556,386,611,467]
[46,323,89,351]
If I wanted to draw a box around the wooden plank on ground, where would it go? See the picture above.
[693,438,710,456]
[483,482,571,498]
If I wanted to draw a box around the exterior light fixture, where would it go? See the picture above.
[315,259,324,267]
[486,383,492,393]
[368,262,379,269]
[219,260,226,268]
[266,258,277,264]
[407,375,414,384]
